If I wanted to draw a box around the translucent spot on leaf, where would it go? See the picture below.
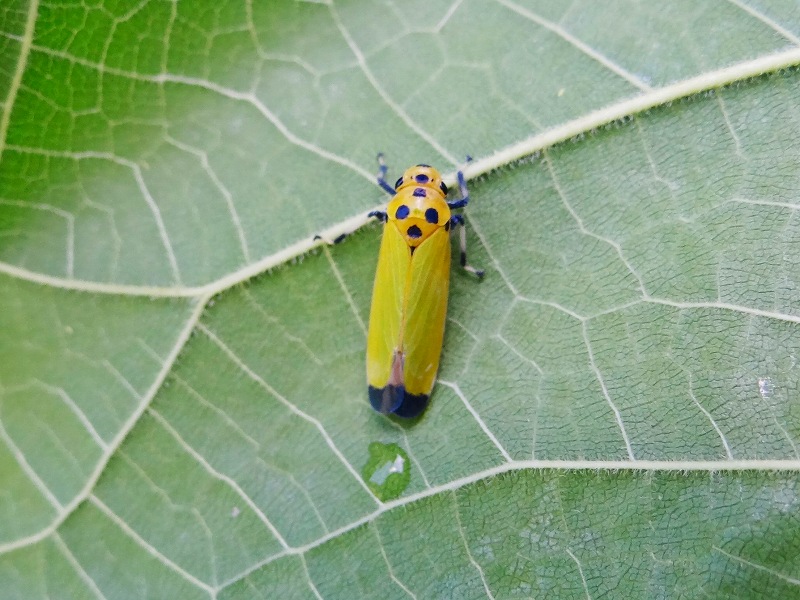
[231,506,240,518]
[361,442,410,502]
[758,377,771,399]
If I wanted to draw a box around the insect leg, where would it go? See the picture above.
[376,153,397,196]
[447,170,469,210]
[312,208,387,245]
[450,214,484,278]
[313,155,393,244]
[312,232,348,244]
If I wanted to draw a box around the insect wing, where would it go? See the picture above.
[400,225,451,407]
[366,220,411,411]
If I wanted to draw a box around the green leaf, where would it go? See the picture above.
[2,1,800,598]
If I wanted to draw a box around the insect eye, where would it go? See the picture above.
[440,182,448,195]
[394,177,404,189]
[395,204,409,219]
[425,208,439,224]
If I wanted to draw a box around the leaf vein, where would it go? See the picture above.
[494,0,652,91]
[196,322,380,505]
[0,0,38,164]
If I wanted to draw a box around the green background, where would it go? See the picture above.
[2,0,800,597]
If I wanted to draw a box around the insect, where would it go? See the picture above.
[366,154,483,418]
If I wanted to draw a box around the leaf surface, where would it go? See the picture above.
[2,1,800,598]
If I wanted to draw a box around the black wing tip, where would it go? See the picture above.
[369,384,401,414]
[369,385,429,419]
[392,391,429,418]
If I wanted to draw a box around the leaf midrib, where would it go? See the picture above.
[2,48,800,297]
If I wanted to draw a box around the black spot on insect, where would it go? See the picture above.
[395,204,409,219]
[440,182,448,195]
[415,173,429,183]
[394,176,404,189]
[416,163,431,168]
[407,225,422,238]
[413,188,427,197]
[445,220,450,231]
[425,208,438,224]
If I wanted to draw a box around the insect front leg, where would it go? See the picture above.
[313,156,392,244]
[447,170,470,210]
[368,210,387,222]
[313,209,387,245]
[376,153,397,196]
